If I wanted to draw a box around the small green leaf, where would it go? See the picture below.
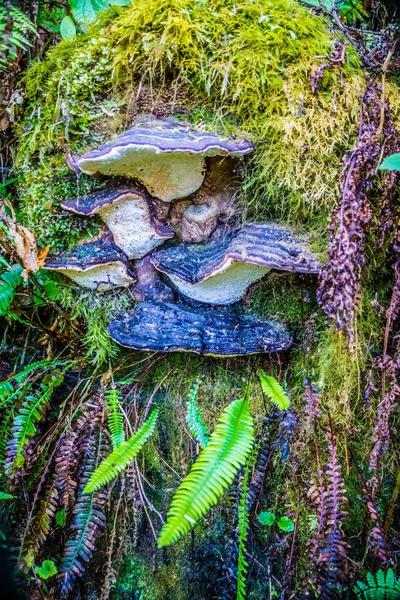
[56,509,66,527]
[277,516,295,532]
[59,16,76,40]
[36,559,58,580]
[379,153,400,171]
[258,511,276,526]
[0,492,14,501]
[70,0,109,25]
[108,0,130,5]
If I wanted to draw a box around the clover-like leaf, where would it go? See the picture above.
[379,153,400,171]
[258,511,276,526]
[36,560,58,580]
[277,516,295,532]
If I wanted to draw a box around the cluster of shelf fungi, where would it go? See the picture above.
[46,116,321,356]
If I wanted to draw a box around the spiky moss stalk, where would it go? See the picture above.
[57,286,135,365]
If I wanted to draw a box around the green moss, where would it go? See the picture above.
[58,286,135,365]
[18,157,102,250]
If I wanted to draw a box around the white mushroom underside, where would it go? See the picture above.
[166,261,270,305]
[55,263,134,291]
[99,199,167,259]
[78,147,206,202]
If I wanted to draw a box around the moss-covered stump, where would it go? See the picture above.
[3,1,400,600]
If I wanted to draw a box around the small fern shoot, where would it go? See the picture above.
[259,372,290,410]
[185,378,209,449]
[158,398,254,547]
[105,386,125,449]
[84,409,159,494]
[354,568,400,599]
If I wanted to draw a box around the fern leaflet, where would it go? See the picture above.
[158,398,254,547]
[185,378,209,449]
[84,409,159,494]
[354,568,400,599]
[105,386,125,450]
[0,491,14,500]
[259,372,290,410]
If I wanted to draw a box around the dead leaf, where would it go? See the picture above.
[0,198,47,273]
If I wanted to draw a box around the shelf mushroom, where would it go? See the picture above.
[107,301,292,355]
[61,187,174,259]
[45,234,135,291]
[67,118,253,202]
[151,223,321,305]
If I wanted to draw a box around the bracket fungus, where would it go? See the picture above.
[61,187,174,259]
[107,301,292,355]
[151,223,321,305]
[45,234,135,291]
[67,118,253,202]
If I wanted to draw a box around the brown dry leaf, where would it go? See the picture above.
[0,198,45,273]
[37,245,50,268]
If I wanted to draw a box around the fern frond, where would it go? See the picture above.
[105,386,125,450]
[60,429,107,598]
[0,265,23,316]
[185,378,209,449]
[83,409,159,494]
[259,372,290,410]
[0,359,55,407]
[158,398,254,547]
[237,465,250,600]
[5,370,65,472]
[354,568,400,599]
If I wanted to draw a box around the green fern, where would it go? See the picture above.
[105,386,125,450]
[0,5,37,71]
[237,464,250,600]
[60,428,106,597]
[0,264,23,316]
[158,398,254,547]
[185,378,209,449]
[354,568,400,599]
[5,369,65,472]
[259,372,290,411]
[0,359,59,408]
[83,409,159,494]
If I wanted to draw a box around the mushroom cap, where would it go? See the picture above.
[61,187,147,216]
[45,234,136,291]
[67,118,253,202]
[150,223,321,304]
[107,301,292,355]
[61,187,174,259]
